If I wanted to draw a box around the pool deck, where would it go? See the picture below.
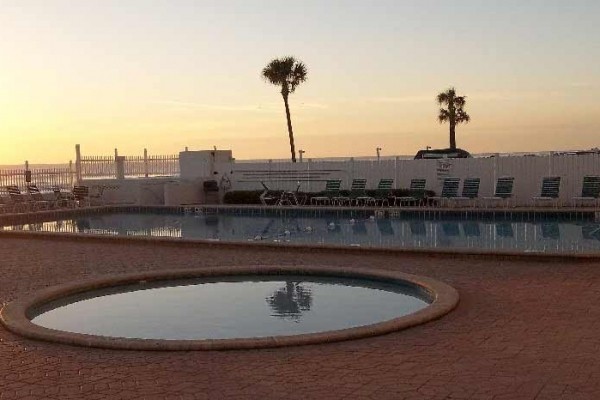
[1,237,600,399]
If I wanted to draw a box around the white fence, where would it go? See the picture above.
[123,154,180,177]
[0,167,74,191]
[78,151,179,179]
[228,152,600,207]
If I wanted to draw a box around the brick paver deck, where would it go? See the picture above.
[1,237,599,399]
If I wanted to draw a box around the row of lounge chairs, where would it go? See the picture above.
[286,174,600,208]
[0,185,97,214]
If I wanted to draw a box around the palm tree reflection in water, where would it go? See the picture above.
[266,281,313,321]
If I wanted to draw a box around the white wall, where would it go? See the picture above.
[179,150,233,180]
[227,153,600,206]
[81,177,177,205]
[82,153,600,207]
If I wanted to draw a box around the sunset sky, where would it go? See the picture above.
[1,0,599,164]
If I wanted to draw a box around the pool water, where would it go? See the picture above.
[31,276,428,340]
[3,211,600,253]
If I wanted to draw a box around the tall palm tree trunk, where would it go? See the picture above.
[282,94,297,162]
[449,123,456,149]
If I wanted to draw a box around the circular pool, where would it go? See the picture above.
[0,266,458,350]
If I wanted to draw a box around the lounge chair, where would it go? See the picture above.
[451,178,481,207]
[532,176,561,207]
[75,185,108,206]
[6,186,31,213]
[393,179,427,206]
[259,182,280,206]
[52,187,76,208]
[572,176,600,207]
[72,185,90,207]
[0,194,14,214]
[310,179,342,206]
[483,177,514,207]
[277,182,305,206]
[431,178,460,207]
[334,179,368,206]
[370,178,394,207]
[26,185,52,210]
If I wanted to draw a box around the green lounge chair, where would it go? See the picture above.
[334,179,368,206]
[451,177,481,207]
[393,179,427,206]
[369,178,394,206]
[432,178,461,207]
[483,177,514,207]
[310,179,342,206]
[533,176,561,207]
[572,176,600,207]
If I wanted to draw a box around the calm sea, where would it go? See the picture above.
[0,164,70,171]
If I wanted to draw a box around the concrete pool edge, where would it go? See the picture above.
[0,265,459,351]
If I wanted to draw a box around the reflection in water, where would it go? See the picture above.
[3,212,600,253]
[442,223,460,237]
[462,222,481,237]
[496,223,514,238]
[205,215,219,226]
[352,221,367,235]
[266,281,312,321]
[76,218,90,231]
[377,219,394,236]
[410,221,426,236]
[582,225,600,240]
[541,223,560,239]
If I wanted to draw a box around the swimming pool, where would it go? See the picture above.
[2,207,599,254]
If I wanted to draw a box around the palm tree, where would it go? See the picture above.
[266,281,312,321]
[437,87,470,150]
[262,57,308,162]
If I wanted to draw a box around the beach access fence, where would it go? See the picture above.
[0,148,179,191]
[0,163,75,192]
[75,146,179,181]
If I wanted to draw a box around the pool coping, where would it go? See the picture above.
[0,204,599,261]
[0,265,459,351]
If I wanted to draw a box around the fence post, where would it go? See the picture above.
[144,148,149,178]
[24,160,30,188]
[307,158,312,192]
[114,148,119,179]
[349,157,355,187]
[69,160,74,188]
[395,156,399,189]
[115,156,126,180]
[268,159,272,188]
[75,144,82,185]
